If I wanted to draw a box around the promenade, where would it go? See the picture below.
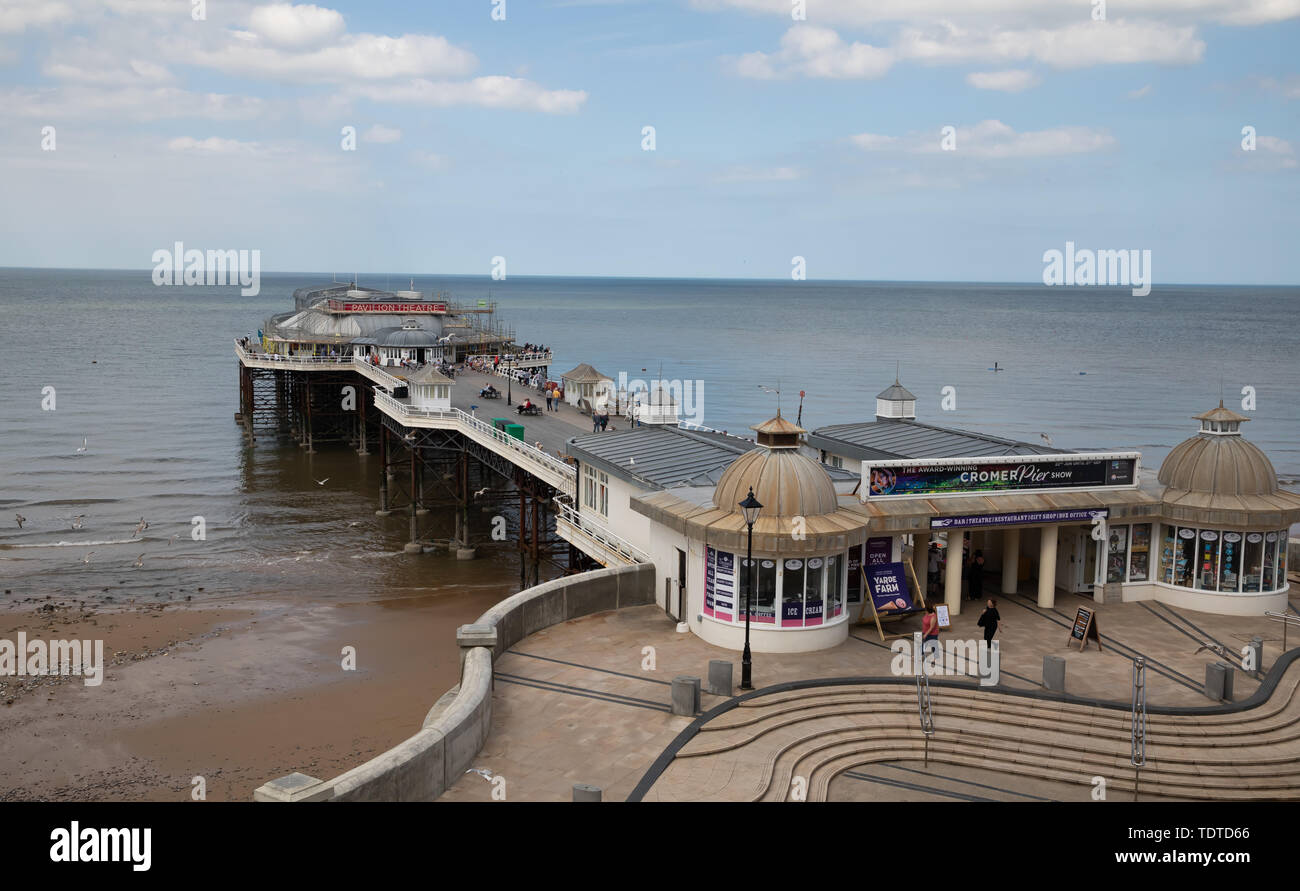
[439,588,1300,802]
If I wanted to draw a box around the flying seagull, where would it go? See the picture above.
[134,554,145,568]
[474,487,491,498]
[15,513,27,529]
[168,533,178,545]
[75,438,87,453]
[71,515,85,530]
[134,518,149,537]
[465,767,494,780]
[82,551,94,564]
[1039,433,1054,448]
[313,478,330,486]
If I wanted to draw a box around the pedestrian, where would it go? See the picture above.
[921,604,940,667]
[927,542,941,597]
[545,392,553,411]
[967,549,985,601]
[592,414,600,433]
[976,597,1003,647]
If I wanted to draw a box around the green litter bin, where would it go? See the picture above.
[491,418,509,432]
[505,423,525,442]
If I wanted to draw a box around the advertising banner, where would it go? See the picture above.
[866,562,913,614]
[931,508,1107,529]
[867,456,1136,498]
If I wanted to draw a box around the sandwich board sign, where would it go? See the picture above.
[1068,606,1102,651]
[935,604,951,629]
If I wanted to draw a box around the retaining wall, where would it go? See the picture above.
[253,562,655,802]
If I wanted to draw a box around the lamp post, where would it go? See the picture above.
[507,373,512,406]
[739,486,762,690]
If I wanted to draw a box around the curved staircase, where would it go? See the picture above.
[647,662,1300,801]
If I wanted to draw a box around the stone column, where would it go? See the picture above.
[945,532,964,617]
[912,532,930,602]
[1038,525,1058,608]
[1002,527,1020,595]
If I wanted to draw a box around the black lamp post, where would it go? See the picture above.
[739,486,762,690]
[507,373,512,406]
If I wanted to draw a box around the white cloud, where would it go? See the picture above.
[411,151,449,171]
[1257,75,1300,99]
[178,32,477,83]
[966,69,1041,92]
[1,85,266,121]
[0,0,74,34]
[717,165,804,182]
[362,124,401,143]
[733,25,893,79]
[852,119,1115,159]
[248,4,346,49]
[1127,84,1153,99]
[352,76,588,114]
[167,136,261,153]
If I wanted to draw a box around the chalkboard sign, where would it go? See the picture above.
[1068,606,1102,651]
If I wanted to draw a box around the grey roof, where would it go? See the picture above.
[374,326,443,347]
[561,363,611,383]
[807,418,1069,462]
[876,381,917,401]
[567,425,857,491]
[406,364,455,385]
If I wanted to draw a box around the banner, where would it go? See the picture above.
[866,456,1136,498]
[932,508,1107,529]
[866,536,892,565]
[866,562,913,614]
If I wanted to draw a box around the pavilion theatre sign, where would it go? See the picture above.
[861,452,1140,501]
[327,299,447,313]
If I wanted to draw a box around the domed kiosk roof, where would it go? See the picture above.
[1157,403,1277,497]
[713,414,840,518]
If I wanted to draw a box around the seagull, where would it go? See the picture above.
[465,767,494,780]
[133,518,148,537]
[133,554,145,568]
[71,515,85,530]
[82,551,94,564]
[168,533,178,545]
[313,478,329,486]
[474,487,490,498]
[75,438,87,453]
[757,385,779,394]
[1039,433,1054,447]
[15,513,26,529]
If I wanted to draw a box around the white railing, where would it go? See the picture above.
[371,389,577,496]
[497,351,553,368]
[554,499,651,565]
[351,355,408,391]
[235,340,353,368]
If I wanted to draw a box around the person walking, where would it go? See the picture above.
[976,598,1003,647]
[927,543,941,597]
[921,604,941,668]
[545,391,553,411]
[967,549,985,601]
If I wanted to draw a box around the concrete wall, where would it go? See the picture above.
[254,562,655,802]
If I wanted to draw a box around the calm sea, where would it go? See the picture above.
[2,269,1296,601]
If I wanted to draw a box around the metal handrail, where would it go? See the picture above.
[234,340,352,366]
[1131,657,1147,768]
[554,499,650,565]
[351,355,408,390]
[915,670,934,769]
[1265,610,1300,652]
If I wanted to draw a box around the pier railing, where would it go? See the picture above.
[372,389,577,497]
[351,355,409,391]
[235,339,353,369]
[554,498,651,566]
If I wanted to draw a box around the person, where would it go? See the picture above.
[927,543,941,597]
[921,604,940,667]
[976,598,1003,647]
[545,391,553,411]
[967,549,985,601]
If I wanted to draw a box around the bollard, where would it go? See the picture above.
[1217,661,1235,701]
[707,660,733,697]
[1043,654,1066,693]
[1249,636,1263,673]
[572,783,602,802]
[1205,662,1226,701]
[671,676,700,716]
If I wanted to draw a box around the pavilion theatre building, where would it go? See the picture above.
[563,380,1298,655]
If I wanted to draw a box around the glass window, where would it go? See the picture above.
[782,559,805,627]
[1197,530,1220,591]
[756,560,777,623]
[1219,532,1241,592]
[1159,525,1175,584]
[1263,532,1278,590]
[827,554,843,619]
[1278,532,1288,586]
[1107,526,1128,583]
[804,557,824,626]
[1175,528,1197,587]
[1128,524,1151,582]
[1243,533,1264,592]
[847,544,863,604]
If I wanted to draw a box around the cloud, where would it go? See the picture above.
[852,119,1115,159]
[0,0,74,34]
[362,124,401,143]
[965,69,1040,92]
[167,136,261,153]
[248,4,346,49]
[411,151,449,171]
[733,25,892,79]
[717,165,804,182]
[0,85,266,121]
[1127,84,1153,99]
[178,32,478,83]
[1257,75,1300,99]
[351,76,588,114]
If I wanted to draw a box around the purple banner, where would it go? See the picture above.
[868,457,1136,497]
[866,562,913,614]
[866,536,892,566]
[931,508,1107,529]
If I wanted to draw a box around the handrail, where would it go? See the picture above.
[1131,656,1147,769]
[1266,610,1300,651]
[554,498,650,565]
[234,340,352,366]
[915,669,934,768]
[351,355,408,390]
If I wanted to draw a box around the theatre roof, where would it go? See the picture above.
[806,418,1068,462]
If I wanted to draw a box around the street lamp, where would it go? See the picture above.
[739,486,762,690]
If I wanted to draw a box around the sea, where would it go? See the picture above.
[1,269,1297,603]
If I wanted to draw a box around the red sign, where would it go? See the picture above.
[328,300,446,313]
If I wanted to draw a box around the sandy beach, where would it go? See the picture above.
[0,584,508,801]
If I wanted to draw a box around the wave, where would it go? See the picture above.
[0,537,143,549]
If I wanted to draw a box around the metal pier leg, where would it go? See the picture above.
[376,425,391,516]
[357,383,369,455]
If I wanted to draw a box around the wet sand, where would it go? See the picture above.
[0,585,508,801]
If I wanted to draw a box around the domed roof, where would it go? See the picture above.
[1158,404,1277,497]
[713,426,839,518]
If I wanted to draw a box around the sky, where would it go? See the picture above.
[1,0,1298,283]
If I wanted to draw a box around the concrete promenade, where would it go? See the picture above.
[439,588,1299,802]
[449,368,610,460]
